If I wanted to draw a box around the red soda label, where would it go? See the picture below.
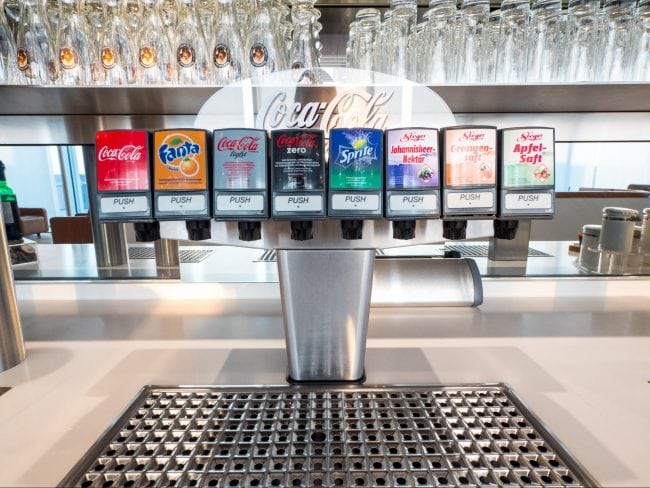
[96,130,150,192]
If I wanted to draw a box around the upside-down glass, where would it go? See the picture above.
[346,20,358,68]
[495,0,529,82]
[456,0,490,83]
[484,8,501,82]
[46,0,60,34]
[424,0,457,83]
[600,0,636,81]
[289,0,320,70]
[99,0,136,85]
[4,0,19,38]
[161,0,179,33]
[633,0,650,80]
[55,0,92,85]
[137,0,175,84]
[197,0,215,43]
[15,0,55,84]
[354,8,380,71]
[386,0,417,78]
[174,0,210,84]
[125,0,143,39]
[565,0,600,82]
[246,0,286,83]
[526,0,563,82]
[212,0,245,84]
[0,0,17,84]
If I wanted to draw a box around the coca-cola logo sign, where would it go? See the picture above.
[217,136,260,152]
[256,90,393,132]
[97,145,145,162]
[516,131,544,142]
[275,132,319,149]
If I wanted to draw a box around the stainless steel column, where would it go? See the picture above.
[82,146,129,267]
[488,220,533,261]
[0,211,25,372]
[154,238,180,268]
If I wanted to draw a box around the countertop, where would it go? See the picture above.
[1,291,650,487]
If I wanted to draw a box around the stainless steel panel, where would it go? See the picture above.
[59,384,598,488]
[278,249,374,382]
[154,239,181,269]
[372,257,482,307]
[489,221,533,262]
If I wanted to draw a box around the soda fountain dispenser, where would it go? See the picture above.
[271,129,326,241]
[213,129,269,241]
[440,125,498,240]
[153,129,212,241]
[384,128,441,240]
[328,128,384,240]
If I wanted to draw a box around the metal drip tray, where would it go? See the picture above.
[61,385,596,488]
[128,247,214,263]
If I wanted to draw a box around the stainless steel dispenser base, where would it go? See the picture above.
[59,384,598,488]
[489,220,533,262]
[277,249,375,383]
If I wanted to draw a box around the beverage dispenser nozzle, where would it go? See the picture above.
[493,219,519,240]
[290,221,313,241]
[186,219,212,241]
[134,221,161,242]
[443,219,468,240]
[341,219,364,240]
[392,219,416,240]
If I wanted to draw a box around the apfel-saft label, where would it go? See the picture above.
[502,128,554,188]
[154,130,208,191]
[386,129,439,189]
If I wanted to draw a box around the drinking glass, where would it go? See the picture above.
[174,0,211,84]
[161,0,179,32]
[198,0,215,42]
[246,0,286,83]
[495,0,530,83]
[212,0,245,84]
[82,0,105,83]
[55,0,92,85]
[484,8,501,82]
[386,0,417,78]
[3,0,19,38]
[565,0,600,81]
[289,0,320,70]
[234,0,252,42]
[526,0,563,82]
[137,0,175,84]
[99,0,136,85]
[456,0,490,83]
[600,0,636,81]
[0,0,17,83]
[346,20,358,68]
[46,0,60,34]
[633,0,650,80]
[15,0,55,84]
[424,0,457,83]
[126,0,143,39]
[354,8,380,71]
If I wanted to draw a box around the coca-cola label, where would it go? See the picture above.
[214,129,267,191]
[502,128,554,188]
[95,130,150,192]
[271,130,324,191]
[329,128,382,190]
[153,130,208,191]
[444,127,497,188]
[386,128,439,189]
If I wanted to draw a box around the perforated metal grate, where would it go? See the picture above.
[61,385,595,488]
[128,248,214,264]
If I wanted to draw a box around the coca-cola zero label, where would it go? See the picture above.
[214,129,267,190]
[96,130,150,192]
[271,130,324,191]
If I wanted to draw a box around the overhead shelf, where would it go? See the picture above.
[0,83,649,116]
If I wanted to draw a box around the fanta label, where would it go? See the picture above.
[154,130,208,191]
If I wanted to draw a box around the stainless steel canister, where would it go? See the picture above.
[578,224,601,272]
[599,207,639,253]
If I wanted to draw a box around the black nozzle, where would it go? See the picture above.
[134,221,161,242]
[290,221,314,241]
[186,220,212,241]
[238,221,262,242]
[341,219,364,240]
[442,220,467,240]
[493,219,519,240]
[392,220,416,240]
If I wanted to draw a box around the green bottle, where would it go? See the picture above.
[0,161,23,244]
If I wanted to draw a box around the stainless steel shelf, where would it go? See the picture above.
[0,83,649,117]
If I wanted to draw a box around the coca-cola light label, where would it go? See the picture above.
[271,130,324,191]
[96,130,150,192]
[386,128,439,189]
[214,129,267,190]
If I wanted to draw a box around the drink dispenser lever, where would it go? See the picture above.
[328,128,384,240]
[213,129,268,241]
[385,128,441,240]
[94,130,159,243]
[153,129,212,241]
[441,125,498,240]
[271,130,327,240]
[495,127,556,240]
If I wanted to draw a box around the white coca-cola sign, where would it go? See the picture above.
[97,145,145,162]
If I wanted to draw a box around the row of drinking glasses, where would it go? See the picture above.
[347,0,650,83]
[0,0,323,86]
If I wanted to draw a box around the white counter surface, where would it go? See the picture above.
[1,290,650,487]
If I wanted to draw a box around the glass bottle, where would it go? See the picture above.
[526,0,563,82]
[99,0,136,85]
[246,0,286,83]
[174,0,210,84]
[198,0,215,42]
[424,0,457,83]
[600,0,636,81]
[55,0,92,85]
[633,0,650,81]
[289,0,320,70]
[456,0,490,83]
[137,0,175,84]
[565,0,600,81]
[212,0,245,84]
[0,0,17,84]
[354,8,380,72]
[495,0,530,83]
[0,161,23,244]
[15,0,55,84]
